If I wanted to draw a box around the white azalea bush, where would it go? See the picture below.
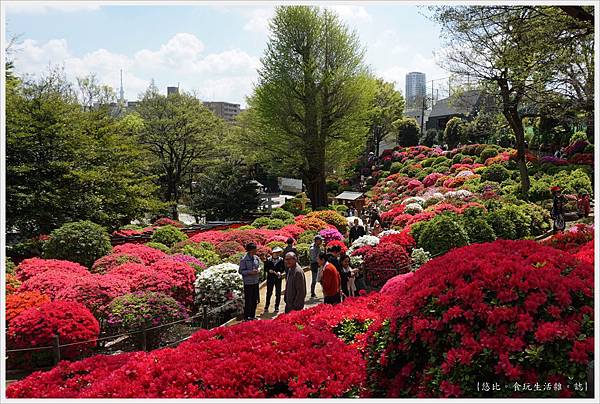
[423,192,445,208]
[379,229,400,237]
[349,255,364,269]
[444,189,473,200]
[404,203,424,215]
[410,248,431,270]
[348,235,380,255]
[402,196,426,207]
[456,170,475,178]
[194,263,244,308]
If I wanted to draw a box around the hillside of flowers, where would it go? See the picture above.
[5,142,594,398]
[6,227,594,398]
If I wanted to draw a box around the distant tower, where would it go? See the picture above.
[119,69,125,102]
[405,72,426,110]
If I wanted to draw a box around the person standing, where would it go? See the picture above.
[327,245,348,298]
[340,254,357,298]
[318,252,341,304]
[263,247,285,313]
[309,235,323,298]
[238,243,261,321]
[348,218,366,243]
[371,220,383,237]
[284,252,306,313]
[283,237,298,257]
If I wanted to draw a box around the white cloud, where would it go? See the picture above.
[327,5,372,25]
[243,8,274,34]
[10,33,260,107]
[5,2,101,14]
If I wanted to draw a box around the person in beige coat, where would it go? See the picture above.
[283,252,306,313]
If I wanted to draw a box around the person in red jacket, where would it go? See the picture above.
[577,190,591,218]
[317,252,341,305]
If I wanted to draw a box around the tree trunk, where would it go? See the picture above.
[306,175,328,209]
[502,106,530,198]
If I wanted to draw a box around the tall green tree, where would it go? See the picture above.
[191,160,261,221]
[431,6,594,197]
[135,89,224,219]
[368,79,405,156]
[6,68,161,236]
[249,6,375,209]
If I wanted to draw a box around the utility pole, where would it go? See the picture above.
[420,96,426,135]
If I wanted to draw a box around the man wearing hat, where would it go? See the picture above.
[264,247,285,313]
[239,242,261,320]
[309,235,324,298]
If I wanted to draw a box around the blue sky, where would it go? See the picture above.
[4,2,450,107]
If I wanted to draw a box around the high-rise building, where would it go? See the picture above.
[119,69,125,102]
[405,72,426,109]
[203,101,241,122]
[167,86,179,96]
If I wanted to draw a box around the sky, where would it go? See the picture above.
[4,1,450,107]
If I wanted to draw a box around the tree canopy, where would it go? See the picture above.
[6,67,162,236]
[247,5,375,209]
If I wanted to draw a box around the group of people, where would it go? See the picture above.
[309,235,366,305]
[238,241,306,321]
[550,186,591,233]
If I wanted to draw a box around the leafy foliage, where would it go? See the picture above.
[43,221,112,268]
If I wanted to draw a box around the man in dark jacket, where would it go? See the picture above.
[284,252,306,313]
[348,218,366,243]
[263,247,285,313]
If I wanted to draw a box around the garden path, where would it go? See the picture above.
[226,268,324,325]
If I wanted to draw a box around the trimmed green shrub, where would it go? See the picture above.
[298,230,318,245]
[451,153,465,164]
[390,162,403,174]
[181,246,221,267]
[462,216,496,244]
[570,131,588,144]
[333,205,349,215]
[151,225,188,247]
[251,217,272,228]
[145,242,171,253]
[296,243,311,266]
[6,257,16,275]
[416,213,469,256]
[481,164,510,183]
[237,225,256,231]
[270,208,295,222]
[43,221,111,268]
[266,218,285,230]
[479,146,499,161]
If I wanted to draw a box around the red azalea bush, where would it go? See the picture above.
[8,301,100,362]
[279,224,306,239]
[379,231,415,251]
[8,321,366,398]
[150,259,196,309]
[54,274,130,315]
[326,239,348,254]
[153,217,185,228]
[91,253,143,274]
[6,291,51,324]
[106,262,148,280]
[573,240,593,265]
[215,240,245,258]
[276,292,390,349]
[363,243,410,288]
[222,230,269,247]
[541,224,594,253]
[19,269,91,299]
[379,272,415,296]
[423,173,445,187]
[365,240,594,398]
[189,230,228,244]
[112,243,168,265]
[15,258,89,282]
[380,206,406,223]
[6,353,139,398]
